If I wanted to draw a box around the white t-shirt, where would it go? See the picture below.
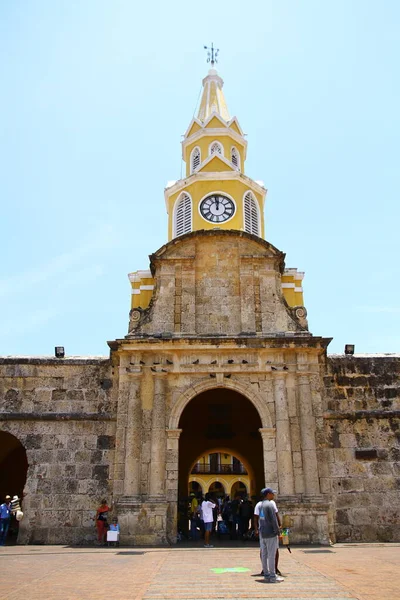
[254,499,278,517]
[201,500,216,523]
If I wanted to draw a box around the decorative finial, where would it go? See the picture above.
[204,43,219,68]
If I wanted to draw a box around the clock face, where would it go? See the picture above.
[199,194,235,223]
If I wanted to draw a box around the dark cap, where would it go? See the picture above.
[261,487,276,496]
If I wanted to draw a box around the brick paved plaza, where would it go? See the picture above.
[0,543,398,600]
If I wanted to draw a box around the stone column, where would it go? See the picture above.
[259,427,277,490]
[298,374,320,494]
[149,373,167,499]
[123,374,142,497]
[165,428,182,543]
[113,368,141,498]
[273,375,295,495]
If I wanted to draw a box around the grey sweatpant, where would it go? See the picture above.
[259,534,278,579]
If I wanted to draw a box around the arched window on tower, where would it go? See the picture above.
[231,146,240,169]
[209,141,223,156]
[174,193,192,238]
[191,147,201,174]
[244,192,260,236]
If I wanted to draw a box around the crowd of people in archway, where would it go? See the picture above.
[179,491,258,544]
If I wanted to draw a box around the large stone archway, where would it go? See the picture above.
[165,384,274,541]
[168,378,273,430]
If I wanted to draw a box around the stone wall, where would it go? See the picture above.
[0,357,116,544]
[321,356,400,542]
[1,351,399,545]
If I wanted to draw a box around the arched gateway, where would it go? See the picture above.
[162,380,276,541]
[176,387,264,536]
[169,379,273,429]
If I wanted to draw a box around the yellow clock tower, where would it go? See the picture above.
[129,58,305,316]
[166,66,266,241]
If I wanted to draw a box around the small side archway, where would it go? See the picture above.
[231,480,247,498]
[208,481,226,498]
[0,431,28,501]
[188,481,203,495]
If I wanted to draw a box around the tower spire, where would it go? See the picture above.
[198,44,229,122]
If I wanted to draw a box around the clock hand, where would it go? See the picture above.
[215,198,219,210]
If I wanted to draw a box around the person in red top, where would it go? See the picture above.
[95,499,110,545]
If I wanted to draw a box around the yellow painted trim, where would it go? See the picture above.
[229,121,241,135]
[205,115,227,130]
[187,121,202,136]
[198,155,234,173]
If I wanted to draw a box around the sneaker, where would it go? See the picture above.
[208,544,214,548]
[203,544,209,548]
[265,577,284,583]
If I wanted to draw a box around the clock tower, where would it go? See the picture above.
[165,66,266,241]
[110,49,331,548]
[129,61,306,317]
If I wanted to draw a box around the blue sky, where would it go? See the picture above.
[1,0,399,357]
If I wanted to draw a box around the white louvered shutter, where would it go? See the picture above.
[244,192,259,236]
[192,148,200,173]
[175,194,192,237]
[231,147,239,167]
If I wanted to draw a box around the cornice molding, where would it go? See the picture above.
[182,127,247,160]
[165,171,267,208]
[196,152,237,173]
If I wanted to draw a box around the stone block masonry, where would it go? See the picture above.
[0,357,117,545]
[322,355,400,542]
[1,353,399,544]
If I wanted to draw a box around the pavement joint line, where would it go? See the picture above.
[0,553,83,600]
[0,545,397,600]
[290,554,363,600]
[132,552,169,600]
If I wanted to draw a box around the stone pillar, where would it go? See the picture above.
[113,369,142,498]
[149,374,167,499]
[273,375,295,494]
[165,428,182,543]
[123,374,142,497]
[298,374,320,494]
[259,427,277,490]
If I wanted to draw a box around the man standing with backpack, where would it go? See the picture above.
[254,488,284,583]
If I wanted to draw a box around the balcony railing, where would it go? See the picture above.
[191,463,247,475]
